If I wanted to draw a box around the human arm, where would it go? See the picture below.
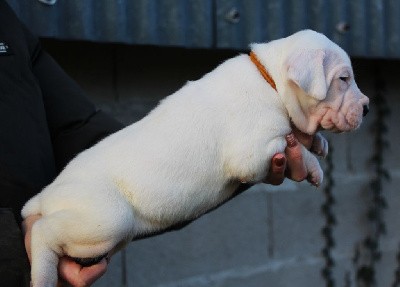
[0,3,121,285]
[27,38,123,170]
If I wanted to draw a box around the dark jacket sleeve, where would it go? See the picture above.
[0,209,30,286]
[25,30,123,170]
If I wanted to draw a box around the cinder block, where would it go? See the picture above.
[318,170,400,286]
[320,116,373,178]
[93,251,122,287]
[215,259,325,287]
[383,86,400,170]
[378,175,400,247]
[328,163,400,256]
[267,184,325,260]
[374,248,400,287]
[331,248,400,287]
[152,255,326,287]
[321,176,372,256]
[124,190,271,287]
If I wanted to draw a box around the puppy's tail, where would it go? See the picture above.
[21,193,41,218]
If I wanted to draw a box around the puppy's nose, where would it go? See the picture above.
[363,105,369,117]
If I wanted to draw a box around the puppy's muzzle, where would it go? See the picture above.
[363,105,369,117]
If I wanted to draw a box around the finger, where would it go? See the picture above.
[58,258,80,286]
[22,214,42,234]
[59,257,107,287]
[22,214,42,263]
[78,259,107,286]
[285,133,307,182]
[264,153,286,185]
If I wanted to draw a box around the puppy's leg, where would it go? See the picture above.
[30,210,123,287]
[30,217,61,287]
[301,146,324,186]
[227,136,287,183]
[311,132,329,158]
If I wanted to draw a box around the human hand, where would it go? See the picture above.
[264,127,327,185]
[23,214,108,287]
[57,257,108,287]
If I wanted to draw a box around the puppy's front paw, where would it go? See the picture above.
[307,164,324,187]
[311,133,328,158]
[302,146,324,187]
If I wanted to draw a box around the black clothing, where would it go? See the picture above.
[0,1,122,285]
[0,209,30,287]
[0,1,122,223]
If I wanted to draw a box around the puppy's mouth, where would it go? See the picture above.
[319,124,343,133]
[329,127,344,133]
[319,105,364,133]
[322,119,360,133]
[319,118,359,133]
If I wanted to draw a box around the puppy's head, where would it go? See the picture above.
[274,30,369,134]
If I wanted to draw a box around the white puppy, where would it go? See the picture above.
[23,30,369,287]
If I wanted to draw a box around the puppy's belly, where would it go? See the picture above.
[114,176,238,232]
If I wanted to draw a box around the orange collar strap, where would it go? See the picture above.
[249,51,277,92]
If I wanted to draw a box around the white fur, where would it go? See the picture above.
[22,30,369,287]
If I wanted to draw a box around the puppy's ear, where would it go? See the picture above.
[286,49,327,100]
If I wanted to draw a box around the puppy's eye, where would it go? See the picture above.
[339,76,348,82]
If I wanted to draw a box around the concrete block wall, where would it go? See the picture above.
[42,39,400,287]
